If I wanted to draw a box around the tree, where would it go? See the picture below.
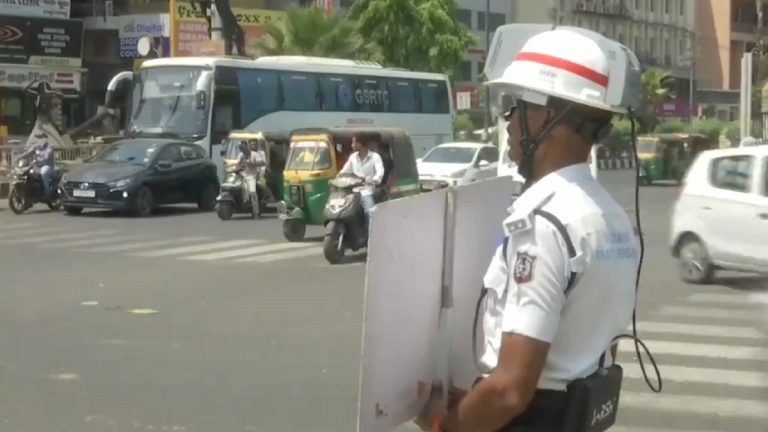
[251,7,377,59]
[348,0,477,76]
[638,68,676,133]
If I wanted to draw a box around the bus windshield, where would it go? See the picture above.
[128,66,211,140]
[286,141,332,171]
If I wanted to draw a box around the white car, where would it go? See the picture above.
[417,142,499,190]
[670,145,768,283]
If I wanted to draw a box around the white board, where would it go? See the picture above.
[357,190,448,432]
[448,177,518,390]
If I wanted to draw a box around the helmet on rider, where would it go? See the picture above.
[486,28,638,186]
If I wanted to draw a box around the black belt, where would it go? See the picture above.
[473,378,567,432]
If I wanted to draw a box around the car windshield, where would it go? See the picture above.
[422,146,476,164]
[285,141,332,171]
[93,141,159,165]
[637,139,659,154]
[127,66,211,139]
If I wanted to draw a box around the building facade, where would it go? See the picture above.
[513,0,697,119]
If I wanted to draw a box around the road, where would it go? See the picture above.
[0,170,765,432]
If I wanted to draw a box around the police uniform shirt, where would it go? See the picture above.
[479,163,639,391]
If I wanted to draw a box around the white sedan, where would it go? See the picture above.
[417,142,499,191]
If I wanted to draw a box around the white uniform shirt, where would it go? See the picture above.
[478,163,639,391]
[237,150,266,177]
[338,151,385,185]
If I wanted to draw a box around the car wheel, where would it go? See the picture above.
[64,206,83,216]
[198,183,217,211]
[677,236,714,284]
[133,186,153,217]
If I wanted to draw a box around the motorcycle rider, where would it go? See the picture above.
[18,132,55,199]
[236,140,264,212]
[337,134,385,231]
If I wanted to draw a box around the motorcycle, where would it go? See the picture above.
[7,156,62,215]
[322,175,372,264]
[215,167,265,220]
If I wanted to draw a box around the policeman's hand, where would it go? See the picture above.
[414,383,467,430]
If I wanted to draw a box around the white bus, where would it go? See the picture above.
[112,55,455,176]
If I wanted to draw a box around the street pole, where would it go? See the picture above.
[688,32,695,122]
[484,0,490,143]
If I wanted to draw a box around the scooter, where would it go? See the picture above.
[215,167,262,220]
[8,156,62,215]
[322,175,371,264]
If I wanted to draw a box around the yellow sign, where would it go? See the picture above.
[172,2,285,26]
[169,0,285,57]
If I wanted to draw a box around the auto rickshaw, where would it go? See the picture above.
[220,130,290,211]
[636,133,716,185]
[280,127,421,242]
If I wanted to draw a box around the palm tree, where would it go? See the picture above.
[639,68,676,133]
[251,7,378,60]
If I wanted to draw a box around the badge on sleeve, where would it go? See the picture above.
[513,252,536,283]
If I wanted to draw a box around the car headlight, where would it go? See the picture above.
[108,178,131,188]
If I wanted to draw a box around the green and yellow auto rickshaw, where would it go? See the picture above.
[280,127,421,242]
[220,130,290,206]
[636,133,716,185]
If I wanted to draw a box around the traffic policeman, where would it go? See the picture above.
[416,28,641,432]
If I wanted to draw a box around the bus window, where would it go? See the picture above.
[236,69,280,124]
[281,72,320,111]
[355,77,389,113]
[419,81,450,114]
[319,75,357,111]
[388,80,418,113]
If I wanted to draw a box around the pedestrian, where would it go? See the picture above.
[416,28,641,432]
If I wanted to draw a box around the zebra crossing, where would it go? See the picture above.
[396,290,768,432]
[0,221,327,265]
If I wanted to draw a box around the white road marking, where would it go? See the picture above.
[2,230,116,244]
[658,305,762,321]
[235,246,321,263]
[81,236,213,253]
[0,222,39,231]
[622,363,768,388]
[0,227,69,240]
[131,240,265,257]
[619,390,768,419]
[688,293,768,306]
[618,339,768,361]
[632,321,765,339]
[182,242,314,261]
[40,236,147,249]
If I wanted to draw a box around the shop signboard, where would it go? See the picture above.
[0,0,71,19]
[170,1,285,57]
[118,14,170,59]
[0,14,82,67]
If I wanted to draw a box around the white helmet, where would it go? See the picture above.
[487,28,636,114]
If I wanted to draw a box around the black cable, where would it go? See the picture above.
[618,109,662,393]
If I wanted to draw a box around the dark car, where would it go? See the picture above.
[59,139,220,217]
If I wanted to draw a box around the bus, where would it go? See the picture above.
[114,55,455,177]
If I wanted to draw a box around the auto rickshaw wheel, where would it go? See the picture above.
[283,219,306,242]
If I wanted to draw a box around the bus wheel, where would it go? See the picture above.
[283,219,306,242]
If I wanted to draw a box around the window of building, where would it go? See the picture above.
[650,0,655,12]
[477,11,485,31]
[458,60,472,82]
[456,8,472,28]
[477,61,486,79]
[665,0,670,14]
[635,0,642,10]
[710,156,754,193]
[679,0,685,15]
[488,12,506,33]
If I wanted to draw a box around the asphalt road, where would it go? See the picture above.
[0,170,765,432]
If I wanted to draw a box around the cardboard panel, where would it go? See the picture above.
[357,191,448,432]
